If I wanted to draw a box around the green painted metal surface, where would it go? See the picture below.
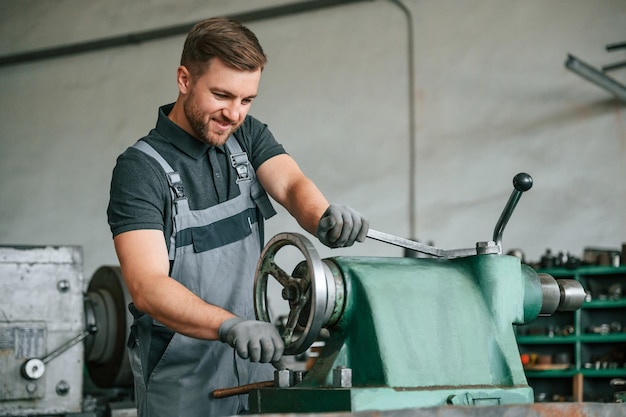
[251,254,546,413]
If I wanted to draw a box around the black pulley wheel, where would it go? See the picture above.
[85,265,133,388]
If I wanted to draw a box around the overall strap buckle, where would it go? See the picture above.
[230,152,251,183]
[166,171,186,200]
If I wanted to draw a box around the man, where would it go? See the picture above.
[107,17,368,417]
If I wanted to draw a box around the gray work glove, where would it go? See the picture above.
[218,317,284,363]
[316,204,369,248]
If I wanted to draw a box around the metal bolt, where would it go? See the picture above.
[332,367,352,388]
[282,283,300,301]
[293,370,305,385]
[476,241,500,255]
[274,369,293,388]
[281,287,294,300]
[56,380,70,396]
[25,382,38,394]
[57,280,70,292]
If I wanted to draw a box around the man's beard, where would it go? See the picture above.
[183,96,240,146]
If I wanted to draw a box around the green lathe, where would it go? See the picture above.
[249,173,586,413]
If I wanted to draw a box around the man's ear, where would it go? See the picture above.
[177,65,191,94]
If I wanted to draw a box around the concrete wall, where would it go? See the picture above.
[1,1,625,314]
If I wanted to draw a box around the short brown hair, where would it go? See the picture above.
[181,17,267,77]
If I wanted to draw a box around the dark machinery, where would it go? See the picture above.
[0,249,132,417]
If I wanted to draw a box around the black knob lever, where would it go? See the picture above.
[492,173,533,249]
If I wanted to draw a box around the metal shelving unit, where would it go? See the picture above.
[516,265,626,402]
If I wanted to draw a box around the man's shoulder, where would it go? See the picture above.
[114,136,170,183]
[235,115,285,169]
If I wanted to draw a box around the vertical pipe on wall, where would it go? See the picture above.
[388,0,417,239]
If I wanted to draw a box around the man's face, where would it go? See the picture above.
[182,58,261,146]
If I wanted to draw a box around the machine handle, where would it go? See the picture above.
[21,325,97,380]
[212,380,274,399]
[492,173,533,249]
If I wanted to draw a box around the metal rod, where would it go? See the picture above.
[388,0,417,240]
[212,380,274,399]
[492,191,522,248]
[492,173,532,248]
[602,60,626,73]
[606,41,626,52]
[0,0,373,67]
[41,330,91,364]
[565,54,626,102]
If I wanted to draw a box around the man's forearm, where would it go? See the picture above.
[282,176,329,236]
[132,274,235,340]
[114,230,235,340]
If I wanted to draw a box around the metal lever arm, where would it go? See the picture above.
[366,229,443,257]
[21,325,97,380]
[366,229,478,259]
[492,173,533,248]
[368,173,533,258]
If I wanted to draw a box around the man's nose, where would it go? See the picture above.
[223,101,241,122]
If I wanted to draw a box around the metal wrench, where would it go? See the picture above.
[366,229,480,259]
[366,229,443,257]
[366,173,534,259]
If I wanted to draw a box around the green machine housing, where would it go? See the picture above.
[250,174,586,413]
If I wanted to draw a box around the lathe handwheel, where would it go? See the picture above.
[254,233,328,355]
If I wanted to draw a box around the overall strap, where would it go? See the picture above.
[225,136,277,220]
[133,140,188,258]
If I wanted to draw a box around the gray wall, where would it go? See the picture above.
[1,1,625,315]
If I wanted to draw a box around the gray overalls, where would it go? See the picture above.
[128,136,276,417]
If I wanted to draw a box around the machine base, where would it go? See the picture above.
[248,402,626,417]
[249,385,534,413]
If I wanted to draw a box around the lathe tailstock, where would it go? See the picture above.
[249,173,587,413]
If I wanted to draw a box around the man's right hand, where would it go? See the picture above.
[317,204,369,248]
[218,317,284,363]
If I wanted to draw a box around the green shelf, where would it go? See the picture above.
[583,298,626,308]
[579,333,626,343]
[525,368,626,379]
[581,368,626,378]
[516,335,577,344]
[524,369,578,378]
[518,265,626,402]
